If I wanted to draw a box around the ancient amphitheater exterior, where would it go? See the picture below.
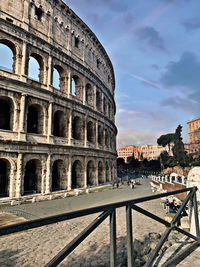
[0,0,117,200]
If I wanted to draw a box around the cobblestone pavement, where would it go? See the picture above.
[0,179,167,266]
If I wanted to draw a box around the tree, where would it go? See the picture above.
[157,133,174,151]
[117,157,125,167]
[172,125,185,163]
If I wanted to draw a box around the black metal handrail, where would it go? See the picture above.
[0,187,199,267]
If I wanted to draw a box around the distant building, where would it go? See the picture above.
[187,117,200,155]
[117,144,171,162]
[117,145,140,163]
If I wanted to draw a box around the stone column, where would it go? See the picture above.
[16,153,23,198]
[67,69,71,98]
[68,109,72,145]
[20,42,27,83]
[82,77,86,105]
[67,155,72,190]
[94,85,97,110]
[95,158,98,186]
[9,167,15,198]
[47,55,52,90]
[45,154,51,194]
[84,157,87,188]
[84,116,87,147]
[18,94,26,141]
[47,102,53,143]
[95,120,98,149]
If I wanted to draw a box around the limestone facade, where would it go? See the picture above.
[0,0,117,199]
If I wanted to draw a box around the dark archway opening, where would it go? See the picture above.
[53,111,65,137]
[87,160,96,186]
[0,98,11,130]
[0,159,10,197]
[98,161,104,184]
[87,121,94,143]
[52,161,61,191]
[72,116,82,140]
[106,163,110,182]
[24,160,41,195]
[27,105,43,134]
[72,160,83,189]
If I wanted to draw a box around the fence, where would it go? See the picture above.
[0,187,199,267]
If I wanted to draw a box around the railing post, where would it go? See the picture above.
[193,189,200,238]
[110,209,116,267]
[126,205,134,267]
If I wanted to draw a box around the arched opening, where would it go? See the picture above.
[72,116,82,140]
[0,159,10,197]
[27,104,44,134]
[106,162,110,182]
[71,160,83,189]
[52,68,60,90]
[96,90,101,111]
[53,110,65,137]
[24,159,42,195]
[108,103,111,119]
[98,125,103,145]
[98,161,104,184]
[87,121,94,143]
[0,97,13,130]
[105,129,109,147]
[51,160,64,191]
[85,84,93,106]
[53,65,65,91]
[0,42,15,73]
[71,75,81,98]
[103,97,107,115]
[87,160,96,186]
[28,54,44,83]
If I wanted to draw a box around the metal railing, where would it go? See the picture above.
[0,187,199,267]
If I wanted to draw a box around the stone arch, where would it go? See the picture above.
[71,75,82,100]
[0,96,14,131]
[28,53,44,83]
[71,160,84,189]
[53,110,66,137]
[72,116,83,140]
[27,104,44,134]
[0,158,11,197]
[96,90,102,111]
[103,97,107,115]
[105,128,109,147]
[0,39,17,73]
[106,161,110,182]
[98,124,103,145]
[52,159,66,191]
[98,161,104,184]
[85,83,94,106]
[87,160,96,186]
[23,159,42,195]
[53,65,66,91]
[87,120,95,143]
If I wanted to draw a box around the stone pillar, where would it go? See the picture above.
[20,42,27,81]
[95,120,98,149]
[67,155,72,190]
[67,69,71,97]
[68,109,72,145]
[187,167,200,236]
[82,77,86,105]
[94,85,97,110]
[84,116,87,147]
[95,158,98,186]
[47,102,53,143]
[18,94,26,141]
[16,153,23,198]
[9,167,15,198]
[45,154,51,194]
[47,55,52,89]
[84,157,87,188]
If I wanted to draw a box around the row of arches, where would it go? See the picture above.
[0,96,115,148]
[0,158,115,198]
[0,41,114,119]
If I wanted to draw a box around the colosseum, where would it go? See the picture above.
[0,0,117,201]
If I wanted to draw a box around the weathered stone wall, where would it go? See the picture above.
[0,0,117,201]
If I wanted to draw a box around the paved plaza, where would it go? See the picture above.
[1,178,199,266]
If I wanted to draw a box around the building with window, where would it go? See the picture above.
[0,0,117,200]
[117,144,171,162]
[187,117,200,155]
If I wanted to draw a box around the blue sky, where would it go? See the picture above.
[66,0,200,148]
